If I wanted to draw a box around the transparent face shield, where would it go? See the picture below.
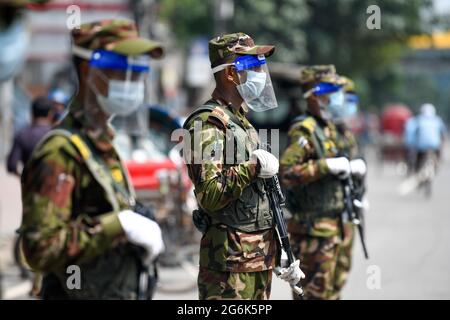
[327,89,345,120]
[328,91,359,123]
[304,82,343,120]
[213,54,278,112]
[86,49,150,118]
[343,93,359,118]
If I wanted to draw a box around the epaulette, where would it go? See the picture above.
[206,106,230,131]
[300,117,317,134]
[289,115,316,135]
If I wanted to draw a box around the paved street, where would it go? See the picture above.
[1,145,450,300]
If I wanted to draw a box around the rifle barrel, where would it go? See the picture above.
[265,176,304,297]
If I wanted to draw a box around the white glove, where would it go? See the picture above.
[277,260,305,286]
[118,210,164,265]
[350,159,367,177]
[326,157,351,179]
[251,149,279,178]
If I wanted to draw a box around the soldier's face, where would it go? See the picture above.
[89,68,141,97]
[316,94,330,106]
[235,65,264,84]
[308,94,330,118]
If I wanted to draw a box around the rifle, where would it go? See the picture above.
[342,175,369,259]
[132,201,159,300]
[263,175,304,297]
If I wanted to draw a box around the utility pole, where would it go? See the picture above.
[214,0,234,35]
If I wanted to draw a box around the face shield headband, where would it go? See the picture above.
[73,46,150,118]
[73,46,151,72]
[303,82,343,99]
[211,54,267,74]
[212,55,278,112]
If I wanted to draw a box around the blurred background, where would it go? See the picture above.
[1,0,449,299]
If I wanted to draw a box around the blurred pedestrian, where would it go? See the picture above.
[404,103,446,172]
[6,96,53,176]
[47,88,70,124]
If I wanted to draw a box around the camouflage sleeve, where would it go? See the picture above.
[20,136,124,272]
[186,121,256,213]
[280,127,329,188]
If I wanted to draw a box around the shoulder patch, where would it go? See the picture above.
[300,117,317,133]
[297,136,308,148]
[207,107,230,131]
[289,116,316,135]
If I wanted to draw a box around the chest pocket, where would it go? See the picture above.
[215,179,273,233]
[226,122,258,163]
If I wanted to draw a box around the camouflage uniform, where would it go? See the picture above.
[19,20,163,299]
[184,33,278,300]
[280,65,348,300]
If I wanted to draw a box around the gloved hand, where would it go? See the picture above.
[350,159,367,177]
[251,149,279,178]
[118,210,164,265]
[325,157,351,179]
[277,260,305,286]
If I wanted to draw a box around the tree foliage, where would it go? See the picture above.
[158,0,436,110]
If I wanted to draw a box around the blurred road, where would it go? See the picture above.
[1,145,450,299]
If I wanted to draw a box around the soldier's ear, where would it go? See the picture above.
[226,66,239,85]
[226,66,234,81]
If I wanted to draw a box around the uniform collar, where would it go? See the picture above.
[211,89,247,116]
[62,99,115,153]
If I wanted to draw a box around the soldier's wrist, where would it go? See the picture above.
[318,159,330,175]
[98,212,125,240]
[248,154,260,179]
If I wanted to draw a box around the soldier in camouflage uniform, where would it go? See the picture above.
[280,65,365,300]
[331,77,367,297]
[183,33,304,300]
[19,20,165,299]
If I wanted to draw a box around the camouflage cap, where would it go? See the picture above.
[341,76,355,92]
[208,32,275,68]
[299,65,345,86]
[71,19,163,59]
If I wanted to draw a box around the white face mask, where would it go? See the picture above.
[236,70,267,102]
[95,80,145,117]
[318,99,332,120]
